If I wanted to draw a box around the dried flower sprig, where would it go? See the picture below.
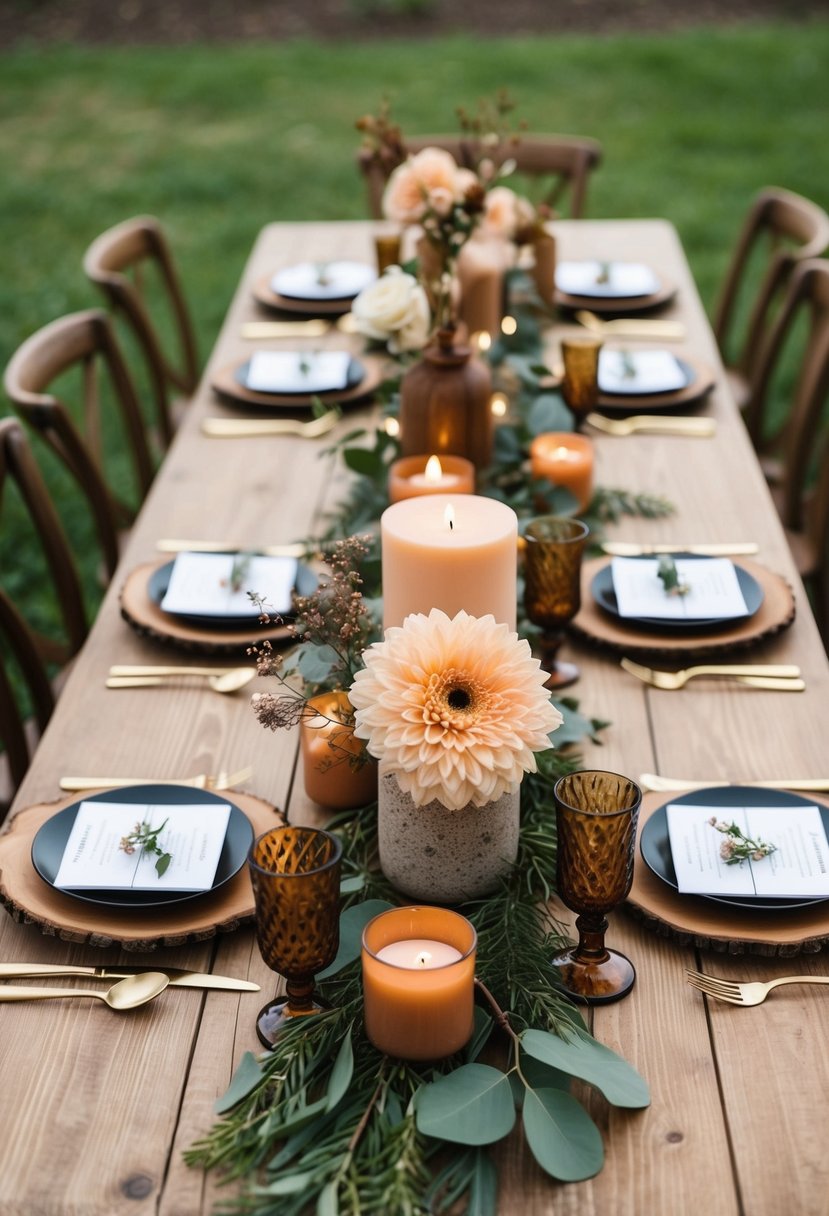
[708,817,778,865]
[657,554,690,597]
[119,819,172,878]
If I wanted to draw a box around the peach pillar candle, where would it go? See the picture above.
[362,906,477,1060]
[457,237,513,338]
[388,453,475,503]
[529,432,595,512]
[381,493,518,631]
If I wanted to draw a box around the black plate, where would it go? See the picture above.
[31,784,253,909]
[597,355,693,397]
[149,558,317,631]
[592,555,764,632]
[640,786,829,911]
[233,356,365,396]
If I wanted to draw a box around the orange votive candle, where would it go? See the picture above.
[388,453,475,503]
[529,432,594,512]
[300,691,377,809]
[362,906,477,1060]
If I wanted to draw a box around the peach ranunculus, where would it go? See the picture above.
[351,267,431,353]
[349,609,563,810]
[382,146,465,224]
[480,185,536,240]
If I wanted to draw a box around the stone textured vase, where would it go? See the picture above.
[377,772,520,903]
[398,326,493,470]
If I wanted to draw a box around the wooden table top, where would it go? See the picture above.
[1,219,828,1216]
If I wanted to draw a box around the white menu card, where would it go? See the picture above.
[272,260,375,300]
[666,802,829,898]
[598,349,688,395]
[555,260,659,298]
[610,556,749,620]
[161,552,297,617]
[245,350,352,394]
[54,801,231,892]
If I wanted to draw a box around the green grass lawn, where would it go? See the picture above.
[1,21,828,649]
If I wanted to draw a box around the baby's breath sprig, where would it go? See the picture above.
[119,819,172,878]
[708,817,778,865]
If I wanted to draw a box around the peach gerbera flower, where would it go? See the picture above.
[349,609,563,811]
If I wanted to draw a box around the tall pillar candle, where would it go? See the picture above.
[381,493,518,631]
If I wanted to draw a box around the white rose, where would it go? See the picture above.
[351,268,431,352]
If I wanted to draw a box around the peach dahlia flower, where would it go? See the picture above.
[349,609,563,810]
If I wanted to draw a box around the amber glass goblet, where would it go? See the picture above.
[551,770,642,1004]
[523,516,589,689]
[560,335,603,429]
[248,826,342,1047]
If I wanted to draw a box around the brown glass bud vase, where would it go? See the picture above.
[399,326,493,470]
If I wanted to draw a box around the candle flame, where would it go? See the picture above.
[384,417,400,438]
[424,455,443,484]
[490,393,508,418]
[444,503,455,532]
[474,330,492,352]
[552,446,578,461]
[501,315,517,336]
[415,951,432,967]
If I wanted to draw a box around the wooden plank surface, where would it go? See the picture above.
[1,219,827,1216]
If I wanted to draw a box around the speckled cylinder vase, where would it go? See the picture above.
[377,773,520,904]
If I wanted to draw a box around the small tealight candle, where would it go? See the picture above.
[362,906,477,1060]
[529,432,595,512]
[388,453,475,503]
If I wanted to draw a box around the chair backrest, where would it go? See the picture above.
[713,187,829,384]
[0,418,88,810]
[83,215,199,448]
[3,308,152,582]
[359,133,603,221]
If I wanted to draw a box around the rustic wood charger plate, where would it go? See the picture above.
[596,355,717,412]
[211,354,384,411]
[571,556,795,657]
[120,559,297,655]
[0,790,282,950]
[555,275,677,316]
[625,792,829,955]
[253,273,359,316]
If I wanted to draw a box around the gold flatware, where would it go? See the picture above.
[686,970,829,1007]
[621,657,802,691]
[240,315,358,339]
[639,772,829,794]
[202,411,340,440]
[109,665,240,677]
[575,310,687,340]
[0,964,260,991]
[0,972,169,1010]
[59,766,253,792]
[106,671,256,694]
[601,541,759,557]
[156,539,307,558]
[586,413,716,437]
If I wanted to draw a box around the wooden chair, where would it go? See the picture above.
[713,187,829,411]
[0,418,89,815]
[359,133,603,221]
[83,215,199,448]
[3,308,152,583]
[747,259,829,641]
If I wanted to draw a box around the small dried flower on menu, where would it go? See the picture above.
[708,816,778,865]
[119,818,172,878]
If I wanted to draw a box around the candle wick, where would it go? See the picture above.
[449,519,453,530]
[415,951,432,967]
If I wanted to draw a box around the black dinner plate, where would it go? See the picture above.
[592,554,764,632]
[148,558,317,631]
[597,355,693,397]
[31,784,254,910]
[640,787,829,911]
[233,355,365,396]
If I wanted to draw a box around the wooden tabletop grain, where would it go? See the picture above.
[1,220,827,1216]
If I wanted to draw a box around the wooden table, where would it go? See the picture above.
[1,220,828,1216]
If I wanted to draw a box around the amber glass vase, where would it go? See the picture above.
[523,515,589,689]
[551,770,642,1004]
[248,826,342,1047]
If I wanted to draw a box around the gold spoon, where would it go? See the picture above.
[0,972,170,1009]
[106,669,257,695]
[240,315,359,339]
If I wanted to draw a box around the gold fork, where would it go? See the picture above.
[686,970,829,1007]
[201,410,340,439]
[620,657,803,691]
[639,772,829,793]
[575,310,687,340]
[586,413,716,437]
[59,766,253,792]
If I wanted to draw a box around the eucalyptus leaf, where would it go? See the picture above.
[522,1087,604,1181]
[416,1064,516,1146]
[521,1029,650,1108]
[214,1051,263,1114]
[339,874,365,895]
[527,393,573,435]
[468,1147,498,1216]
[550,698,602,748]
[325,1032,353,1112]
[317,899,394,979]
[520,1054,572,1092]
[343,447,385,477]
[296,644,340,684]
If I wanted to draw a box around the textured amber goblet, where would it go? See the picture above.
[523,516,589,689]
[248,826,342,1047]
[552,770,642,1004]
[560,335,603,428]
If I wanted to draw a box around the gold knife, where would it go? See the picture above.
[639,773,829,794]
[602,542,760,557]
[156,539,307,557]
[0,964,260,991]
